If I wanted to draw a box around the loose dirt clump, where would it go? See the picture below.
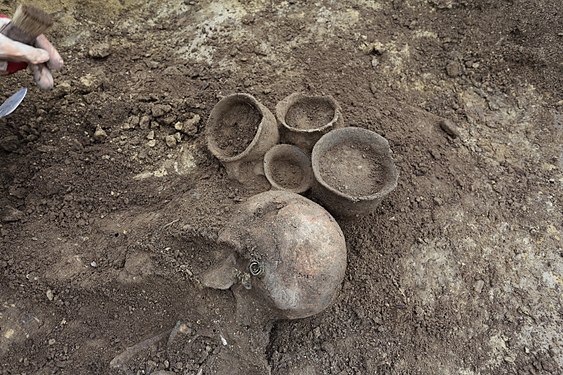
[319,142,386,196]
[285,97,335,130]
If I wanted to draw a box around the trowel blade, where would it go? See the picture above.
[0,88,27,118]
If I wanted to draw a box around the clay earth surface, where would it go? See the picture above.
[0,0,561,374]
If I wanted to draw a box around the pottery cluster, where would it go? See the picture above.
[202,92,399,320]
[206,92,398,217]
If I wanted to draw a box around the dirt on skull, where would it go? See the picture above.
[285,97,335,130]
[214,101,262,157]
[318,142,386,196]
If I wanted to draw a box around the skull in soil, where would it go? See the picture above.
[202,190,347,320]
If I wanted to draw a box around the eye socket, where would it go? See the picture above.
[248,260,264,277]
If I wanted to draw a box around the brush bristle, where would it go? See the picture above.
[12,4,53,38]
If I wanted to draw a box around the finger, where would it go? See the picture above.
[35,35,63,71]
[0,34,49,64]
[30,63,54,90]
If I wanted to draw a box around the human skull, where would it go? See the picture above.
[203,190,347,320]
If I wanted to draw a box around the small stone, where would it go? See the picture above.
[146,131,155,140]
[161,114,177,126]
[439,119,461,138]
[474,280,485,294]
[371,56,379,68]
[1,206,24,222]
[93,125,108,141]
[88,42,111,59]
[151,104,172,118]
[146,361,158,373]
[313,327,321,339]
[124,115,140,129]
[176,114,200,136]
[146,140,157,148]
[57,81,72,96]
[90,261,98,268]
[79,75,97,91]
[48,339,56,345]
[0,135,19,152]
[139,115,151,129]
[174,132,182,142]
[369,82,377,95]
[541,357,555,372]
[446,61,462,77]
[163,66,182,75]
[150,121,160,129]
[145,60,159,69]
[165,135,177,148]
[46,289,54,301]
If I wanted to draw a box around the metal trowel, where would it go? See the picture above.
[0,88,27,118]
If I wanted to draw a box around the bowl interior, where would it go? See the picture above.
[313,128,398,199]
[264,145,312,193]
[284,96,337,131]
[209,95,263,158]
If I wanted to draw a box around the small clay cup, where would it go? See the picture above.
[207,93,279,182]
[311,127,398,216]
[276,93,342,152]
[263,144,313,194]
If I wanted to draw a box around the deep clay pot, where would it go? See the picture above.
[206,93,279,183]
[311,127,399,216]
[275,93,343,153]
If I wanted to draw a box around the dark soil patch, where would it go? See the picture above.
[285,97,335,130]
[318,142,386,196]
[269,159,303,189]
[214,101,262,157]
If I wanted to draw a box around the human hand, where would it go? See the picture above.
[0,16,64,90]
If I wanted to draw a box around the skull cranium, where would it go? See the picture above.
[202,190,347,320]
